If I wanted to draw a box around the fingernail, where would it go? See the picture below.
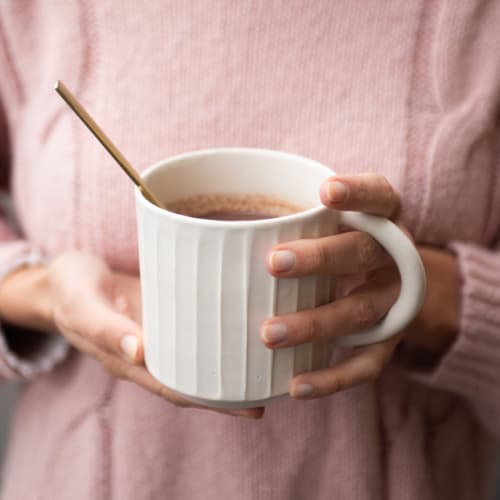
[262,323,288,345]
[327,181,349,203]
[291,383,314,398]
[121,335,138,362]
[270,250,295,272]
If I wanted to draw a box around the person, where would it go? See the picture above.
[0,1,499,499]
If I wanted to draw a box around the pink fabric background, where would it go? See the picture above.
[0,1,499,499]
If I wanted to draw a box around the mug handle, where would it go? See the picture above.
[333,211,426,347]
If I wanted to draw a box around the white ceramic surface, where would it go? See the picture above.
[135,148,426,408]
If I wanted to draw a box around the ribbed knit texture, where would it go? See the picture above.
[0,1,500,499]
[432,242,500,430]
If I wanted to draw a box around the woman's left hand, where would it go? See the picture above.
[260,173,461,400]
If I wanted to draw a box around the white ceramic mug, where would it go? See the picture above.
[135,148,426,408]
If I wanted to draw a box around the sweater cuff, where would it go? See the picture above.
[0,246,69,381]
[411,242,500,422]
[0,327,68,380]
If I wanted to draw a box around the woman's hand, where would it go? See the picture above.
[0,251,263,419]
[260,174,461,400]
[401,246,460,352]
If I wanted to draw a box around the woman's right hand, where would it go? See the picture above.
[0,251,264,419]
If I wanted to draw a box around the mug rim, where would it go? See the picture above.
[136,147,335,228]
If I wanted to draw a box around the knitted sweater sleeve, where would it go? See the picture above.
[408,240,500,438]
[0,101,68,382]
[397,0,500,438]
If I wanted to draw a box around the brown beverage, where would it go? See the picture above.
[166,193,304,221]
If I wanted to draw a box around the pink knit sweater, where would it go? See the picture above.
[0,1,499,499]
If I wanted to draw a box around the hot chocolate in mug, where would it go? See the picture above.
[135,148,426,408]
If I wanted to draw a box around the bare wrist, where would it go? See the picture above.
[0,265,54,333]
[403,247,461,354]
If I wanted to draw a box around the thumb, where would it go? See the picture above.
[76,292,144,364]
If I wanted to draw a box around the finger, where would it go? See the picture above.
[261,276,399,348]
[65,290,144,364]
[63,327,264,419]
[116,361,265,419]
[320,173,401,218]
[289,340,398,399]
[101,348,265,419]
[266,231,391,277]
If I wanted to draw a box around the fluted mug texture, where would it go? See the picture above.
[135,149,426,408]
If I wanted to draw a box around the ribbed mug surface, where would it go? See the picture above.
[137,201,336,406]
[136,148,337,407]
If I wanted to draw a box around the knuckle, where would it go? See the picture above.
[312,242,333,271]
[360,173,378,195]
[356,235,381,270]
[329,374,347,394]
[303,316,316,341]
[380,176,400,216]
[303,314,322,341]
[356,299,379,330]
